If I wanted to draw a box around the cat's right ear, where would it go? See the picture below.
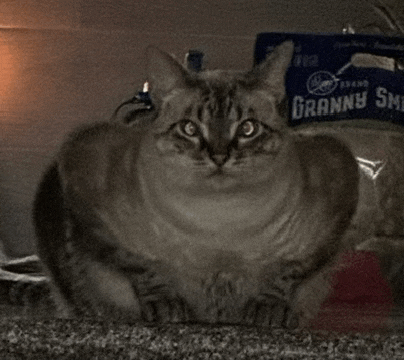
[146,46,189,104]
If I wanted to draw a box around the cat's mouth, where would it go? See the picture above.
[207,167,226,178]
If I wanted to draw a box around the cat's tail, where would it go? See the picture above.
[32,162,75,316]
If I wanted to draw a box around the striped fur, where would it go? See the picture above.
[34,42,359,327]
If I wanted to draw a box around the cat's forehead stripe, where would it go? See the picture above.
[225,98,235,119]
[247,108,255,118]
[181,80,246,125]
[203,83,239,122]
[236,105,243,121]
[197,106,203,121]
[184,105,193,118]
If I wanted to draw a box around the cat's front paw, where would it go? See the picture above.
[243,295,299,329]
[141,296,194,323]
[8,280,51,307]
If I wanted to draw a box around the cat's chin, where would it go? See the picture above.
[206,167,225,178]
[201,170,241,192]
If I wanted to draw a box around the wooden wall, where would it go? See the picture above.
[0,0,401,256]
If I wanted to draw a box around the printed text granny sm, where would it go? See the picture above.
[254,33,404,127]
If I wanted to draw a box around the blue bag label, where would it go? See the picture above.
[254,33,404,127]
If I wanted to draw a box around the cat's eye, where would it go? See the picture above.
[180,120,199,137]
[238,120,259,138]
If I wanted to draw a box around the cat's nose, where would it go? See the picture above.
[210,154,228,166]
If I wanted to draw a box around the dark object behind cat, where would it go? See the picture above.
[33,42,361,327]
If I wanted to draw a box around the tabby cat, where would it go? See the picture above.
[34,41,361,327]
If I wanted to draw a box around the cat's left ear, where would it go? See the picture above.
[146,46,189,105]
[252,41,294,102]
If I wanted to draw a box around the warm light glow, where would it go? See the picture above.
[0,40,15,99]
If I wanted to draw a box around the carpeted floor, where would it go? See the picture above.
[1,314,404,360]
[1,255,404,359]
